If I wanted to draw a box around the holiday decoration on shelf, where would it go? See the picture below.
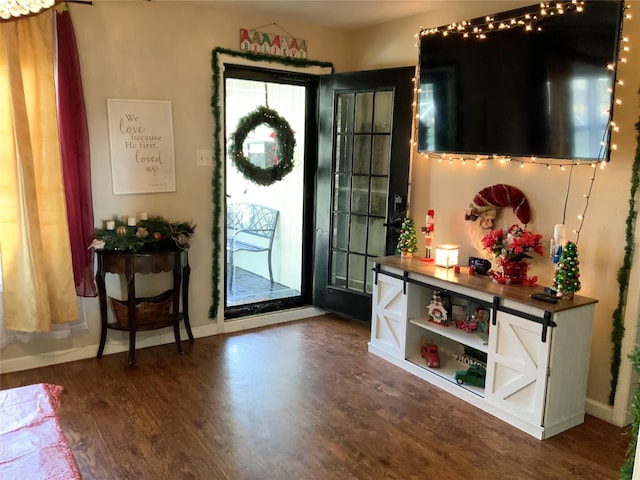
[90,215,195,252]
[228,105,296,187]
[420,209,435,262]
[481,223,543,285]
[550,224,567,265]
[397,217,418,257]
[552,241,581,299]
[465,183,531,229]
[427,291,449,325]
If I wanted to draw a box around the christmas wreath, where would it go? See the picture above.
[228,105,296,186]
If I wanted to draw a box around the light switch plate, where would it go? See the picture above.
[196,149,213,166]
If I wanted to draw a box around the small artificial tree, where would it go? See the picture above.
[552,241,581,297]
[397,217,418,257]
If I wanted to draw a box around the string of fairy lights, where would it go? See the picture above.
[409,0,632,242]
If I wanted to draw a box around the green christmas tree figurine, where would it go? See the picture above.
[552,241,581,299]
[397,217,418,257]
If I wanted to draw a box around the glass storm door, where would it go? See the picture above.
[314,67,414,321]
[224,67,316,320]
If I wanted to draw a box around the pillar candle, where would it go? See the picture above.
[139,212,148,221]
[127,216,137,226]
[106,220,115,230]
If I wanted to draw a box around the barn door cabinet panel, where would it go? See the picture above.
[369,256,597,440]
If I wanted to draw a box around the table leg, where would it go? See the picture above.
[128,331,136,366]
[96,268,108,358]
[126,258,136,367]
[181,252,194,343]
[173,265,184,355]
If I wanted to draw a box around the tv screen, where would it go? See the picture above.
[417,0,624,161]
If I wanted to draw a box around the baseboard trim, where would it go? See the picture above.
[0,306,326,374]
[585,397,618,425]
[0,323,219,374]
[222,306,327,333]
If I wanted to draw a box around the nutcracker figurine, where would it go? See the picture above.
[421,209,435,262]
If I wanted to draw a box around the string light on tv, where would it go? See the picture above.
[420,0,585,38]
[413,1,631,243]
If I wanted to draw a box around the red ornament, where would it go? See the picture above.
[153,232,163,240]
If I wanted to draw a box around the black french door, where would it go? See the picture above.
[313,67,414,322]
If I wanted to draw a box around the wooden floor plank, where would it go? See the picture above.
[0,314,631,479]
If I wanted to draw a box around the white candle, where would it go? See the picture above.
[127,216,137,226]
[106,220,115,230]
[139,212,148,221]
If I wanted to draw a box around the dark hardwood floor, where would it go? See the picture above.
[0,314,631,479]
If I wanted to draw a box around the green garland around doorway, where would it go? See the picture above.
[609,89,640,405]
[209,47,333,318]
[228,105,296,186]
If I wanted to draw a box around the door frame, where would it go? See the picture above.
[210,50,332,333]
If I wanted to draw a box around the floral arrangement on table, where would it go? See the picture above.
[481,224,543,286]
[89,214,196,252]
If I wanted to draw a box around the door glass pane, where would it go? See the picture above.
[349,215,366,254]
[369,177,387,217]
[351,176,369,214]
[331,250,347,287]
[355,92,374,133]
[368,217,385,257]
[327,86,396,296]
[348,253,365,291]
[366,257,375,294]
[371,135,391,175]
[374,91,393,133]
[336,94,354,134]
[353,135,371,174]
[225,77,305,310]
[332,212,349,250]
[334,174,350,212]
[335,134,352,173]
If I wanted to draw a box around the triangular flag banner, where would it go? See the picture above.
[239,28,307,59]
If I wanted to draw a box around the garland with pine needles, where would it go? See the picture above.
[209,47,333,318]
[93,216,195,252]
[609,90,640,405]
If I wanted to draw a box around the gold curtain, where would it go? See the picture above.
[0,10,78,332]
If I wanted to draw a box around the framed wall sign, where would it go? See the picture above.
[107,98,176,194]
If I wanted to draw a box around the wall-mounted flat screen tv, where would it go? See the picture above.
[417,0,624,161]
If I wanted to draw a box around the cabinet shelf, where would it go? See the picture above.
[407,353,485,397]
[409,317,488,353]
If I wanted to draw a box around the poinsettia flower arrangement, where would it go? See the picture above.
[481,224,543,286]
[90,215,195,252]
[481,224,544,262]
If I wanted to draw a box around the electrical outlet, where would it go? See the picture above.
[196,149,213,167]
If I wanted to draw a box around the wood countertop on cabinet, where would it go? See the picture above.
[372,255,597,314]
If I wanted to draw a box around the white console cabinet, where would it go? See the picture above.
[369,256,597,439]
